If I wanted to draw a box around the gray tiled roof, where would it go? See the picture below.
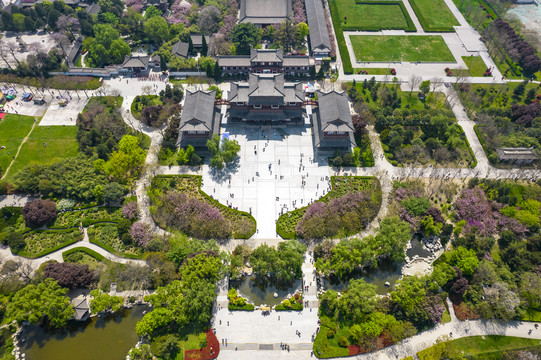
[250,48,283,63]
[496,147,539,161]
[229,73,303,105]
[305,0,331,52]
[190,34,210,47]
[239,0,292,24]
[85,2,100,14]
[316,90,354,132]
[122,55,150,68]
[218,56,251,67]
[283,56,310,67]
[179,90,217,132]
[171,41,189,58]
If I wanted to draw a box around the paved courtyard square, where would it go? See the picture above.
[201,115,333,239]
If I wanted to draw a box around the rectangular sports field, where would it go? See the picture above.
[409,0,459,31]
[0,114,35,178]
[350,35,456,62]
[6,125,79,181]
[335,0,411,30]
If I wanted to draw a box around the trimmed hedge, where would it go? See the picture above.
[88,237,143,259]
[352,1,416,32]
[463,133,478,168]
[228,303,255,311]
[328,0,353,74]
[18,229,82,258]
[62,247,106,262]
[275,303,303,311]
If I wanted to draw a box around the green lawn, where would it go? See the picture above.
[335,0,412,31]
[441,306,452,323]
[417,336,541,360]
[350,35,455,62]
[450,56,488,77]
[0,114,35,178]
[6,125,78,182]
[409,0,459,31]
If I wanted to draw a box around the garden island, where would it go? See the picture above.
[0,0,540,358]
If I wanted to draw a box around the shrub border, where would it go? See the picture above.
[350,1,416,32]
[275,303,303,311]
[276,176,380,239]
[227,303,255,311]
[18,228,82,258]
[62,246,106,262]
[328,0,354,74]
[88,234,143,260]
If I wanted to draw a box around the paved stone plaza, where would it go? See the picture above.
[40,93,89,126]
[201,113,334,239]
[214,253,319,354]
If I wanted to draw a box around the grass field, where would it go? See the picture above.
[0,114,35,178]
[335,0,410,30]
[450,56,488,77]
[417,336,540,359]
[350,35,455,62]
[409,0,459,31]
[6,124,78,181]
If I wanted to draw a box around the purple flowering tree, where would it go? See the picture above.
[130,221,152,247]
[122,202,139,221]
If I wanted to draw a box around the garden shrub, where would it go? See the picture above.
[338,336,349,347]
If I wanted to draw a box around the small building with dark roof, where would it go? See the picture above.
[177,90,220,148]
[84,2,101,14]
[312,90,355,151]
[239,0,292,25]
[228,73,304,122]
[71,296,90,321]
[171,41,190,58]
[305,0,332,60]
[120,55,150,73]
[496,147,539,165]
[190,34,210,48]
[218,48,310,76]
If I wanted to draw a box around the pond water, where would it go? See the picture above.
[20,305,148,360]
[230,274,302,306]
[320,263,403,295]
[406,235,432,259]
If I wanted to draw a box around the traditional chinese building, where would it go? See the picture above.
[228,73,304,122]
[177,90,221,148]
[312,90,355,151]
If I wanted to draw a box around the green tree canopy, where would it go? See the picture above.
[89,289,123,314]
[6,279,74,328]
[338,279,377,322]
[231,23,261,55]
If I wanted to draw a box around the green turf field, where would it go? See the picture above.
[0,114,35,178]
[409,0,460,31]
[350,35,456,62]
[6,125,78,181]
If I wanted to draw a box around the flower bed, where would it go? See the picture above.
[275,293,303,311]
[184,329,220,360]
[149,175,256,239]
[87,224,142,258]
[20,228,83,258]
[52,207,123,228]
[276,176,381,239]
